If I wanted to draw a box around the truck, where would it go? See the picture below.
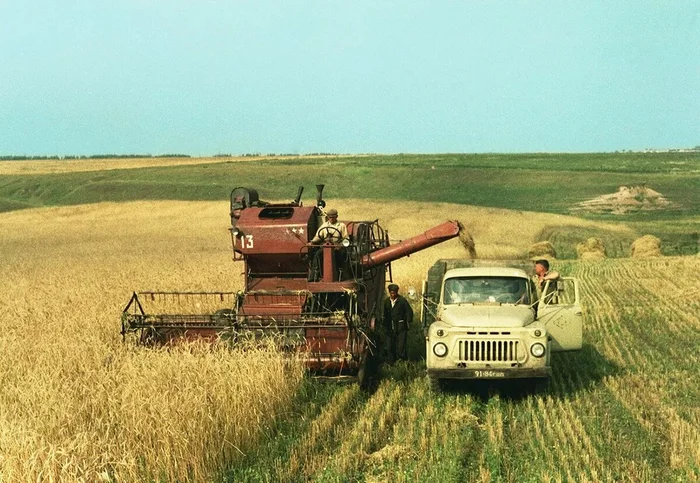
[422,259,583,391]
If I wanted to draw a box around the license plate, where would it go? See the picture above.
[473,370,505,378]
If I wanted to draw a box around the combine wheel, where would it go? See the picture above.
[357,349,378,392]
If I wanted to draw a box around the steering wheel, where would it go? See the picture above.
[318,226,343,243]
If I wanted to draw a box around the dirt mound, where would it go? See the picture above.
[575,186,673,214]
[631,235,662,257]
[576,237,606,260]
[528,241,556,259]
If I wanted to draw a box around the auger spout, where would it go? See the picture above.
[360,220,462,269]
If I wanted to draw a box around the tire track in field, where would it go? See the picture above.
[314,380,406,478]
[534,395,609,481]
[275,384,365,481]
[318,374,484,481]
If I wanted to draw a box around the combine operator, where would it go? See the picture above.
[310,208,348,244]
[309,208,349,281]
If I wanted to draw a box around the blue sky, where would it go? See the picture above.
[1,1,699,156]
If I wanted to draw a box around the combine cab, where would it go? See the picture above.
[122,185,460,387]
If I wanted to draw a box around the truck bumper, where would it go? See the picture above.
[427,367,551,380]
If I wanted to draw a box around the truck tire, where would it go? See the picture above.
[534,378,550,393]
[428,375,444,393]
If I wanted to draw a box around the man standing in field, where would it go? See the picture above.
[383,284,413,363]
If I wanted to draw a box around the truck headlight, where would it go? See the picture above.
[530,343,546,358]
[433,342,448,357]
[342,238,351,247]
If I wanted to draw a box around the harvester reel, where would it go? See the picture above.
[213,308,238,343]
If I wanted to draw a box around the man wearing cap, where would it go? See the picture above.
[311,208,348,244]
[309,209,349,281]
[382,283,413,363]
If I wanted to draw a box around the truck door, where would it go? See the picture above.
[537,277,583,351]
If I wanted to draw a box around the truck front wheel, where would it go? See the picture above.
[428,375,444,393]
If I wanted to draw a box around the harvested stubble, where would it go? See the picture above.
[0,201,304,481]
[576,237,606,260]
[631,234,663,258]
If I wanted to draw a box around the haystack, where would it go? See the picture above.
[576,237,606,260]
[528,241,556,260]
[575,185,672,214]
[631,235,662,258]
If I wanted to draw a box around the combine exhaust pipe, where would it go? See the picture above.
[316,184,325,207]
[360,220,462,268]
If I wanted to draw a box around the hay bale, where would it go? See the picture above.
[631,235,662,258]
[528,241,556,260]
[576,237,606,260]
[456,221,477,259]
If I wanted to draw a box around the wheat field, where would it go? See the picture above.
[0,154,352,176]
[1,200,698,481]
[0,201,305,481]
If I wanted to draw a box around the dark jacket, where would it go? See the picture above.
[383,295,413,332]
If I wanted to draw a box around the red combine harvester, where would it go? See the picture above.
[122,185,460,387]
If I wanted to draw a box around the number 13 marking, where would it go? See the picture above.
[236,235,254,248]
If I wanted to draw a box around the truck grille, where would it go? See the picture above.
[459,339,520,362]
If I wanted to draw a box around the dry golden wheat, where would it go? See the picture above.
[0,201,304,481]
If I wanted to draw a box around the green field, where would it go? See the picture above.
[1,152,699,214]
[1,152,698,256]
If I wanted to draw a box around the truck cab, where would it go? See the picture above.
[422,261,582,390]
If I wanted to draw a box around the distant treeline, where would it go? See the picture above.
[2,153,341,161]
[214,153,338,158]
[0,154,191,161]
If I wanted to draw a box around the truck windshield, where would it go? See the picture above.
[443,277,529,305]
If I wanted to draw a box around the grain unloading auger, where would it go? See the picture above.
[122,185,461,387]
